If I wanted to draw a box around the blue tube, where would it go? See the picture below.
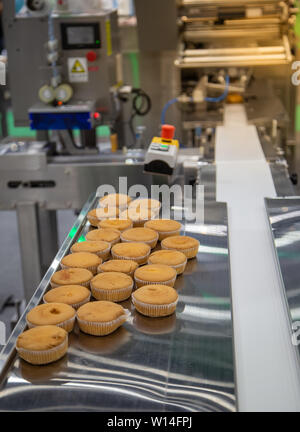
[161,97,178,125]
[160,75,230,125]
[205,75,230,103]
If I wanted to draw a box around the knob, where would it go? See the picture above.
[86,51,97,62]
[39,85,55,104]
[161,124,175,140]
[55,84,73,104]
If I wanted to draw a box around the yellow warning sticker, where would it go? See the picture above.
[68,57,88,83]
[71,60,85,74]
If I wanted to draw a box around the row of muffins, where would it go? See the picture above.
[16,194,200,365]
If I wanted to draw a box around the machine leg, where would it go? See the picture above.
[37,209,58,275]
[16,203,42,303]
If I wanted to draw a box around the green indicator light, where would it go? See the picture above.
[69,227,77,239]
[96,40,100,44]
[68,227,86,243]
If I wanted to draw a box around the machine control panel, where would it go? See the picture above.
[61,23,101,50]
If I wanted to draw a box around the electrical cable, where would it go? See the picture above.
[128,88,151,145]
[161,97,179,125]
[205,75,230,103]
[160,75,230,125]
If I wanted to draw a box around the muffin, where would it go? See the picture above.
[97,259,139,278]
[90,272,134,302]
[26,303,76,332]
[129,198,161,213]
[161,236,200,259]
[148,250,187,275]
[121,227,159,249]
[71,241,111,261]
[98,218,133,233]
[134,264,177,288]
[61,252,102,275]
[51,268,93,289]
[77,301,129,336]
[16,326,68,365]
[111,242,151,265]
[132,285,178,317]
[145,219,182,241]
[120,207,158,228]
[43,285,91,310]
[99,193,132,210]
[85,228,120,246]
[87,208,120,226]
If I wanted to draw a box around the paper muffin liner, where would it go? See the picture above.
[120,233,159,250]
[87,215,100,227]
[97,245,111,261]
[17,337,68,365]
[157,229,181,241]
[90,281,134,302]
[134,275,177,289]
[26,315,76,333]
[77,310,130,336]
[147,257,187,275]
[111,250,150,265]
[129,209,160,228]
[61,263,98,276]
[132,296,178,318]
[43,293,91,310]
[161,244,199,259]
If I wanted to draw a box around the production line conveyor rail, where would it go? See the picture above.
[0,193,236,412]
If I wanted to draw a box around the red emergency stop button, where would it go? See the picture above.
[161,124,175,140]
[86,51,97,62]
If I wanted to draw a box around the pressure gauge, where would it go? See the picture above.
[39,85,55,104]
[55,84,73,104]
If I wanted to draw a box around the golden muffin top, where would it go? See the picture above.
[44,285,90,305]
[134,264,177,283]
[86,228,120,243]
[27,303,76,326]
[161,236,199,250]
[112,242,151,258]
[71,241,110,254]
[51,268,93,286]
[61,252,101,268]
[121,227,158,242]
[98,259,139,275]
[133,285,178,305]
[91,272,133,291]
[145,219,181,233]
[148,250,187,266]
[17,326,67,351]
[77,301,126,323]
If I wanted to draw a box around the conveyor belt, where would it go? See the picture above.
[0,195,236,412]
[266,198,300,360]
[216,105,300,411]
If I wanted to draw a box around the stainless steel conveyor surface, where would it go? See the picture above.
[0,194,236,412]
